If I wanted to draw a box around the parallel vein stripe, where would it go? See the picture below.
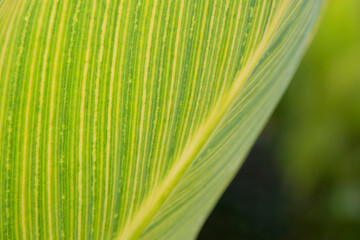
[93,0,111,237]
[103,0,125,234]
[103,0,126,237]
[78,1,97,238]
[35,1,59,238]
[0,0,23,164]
[156,0,185,183]
[21,2,48,238]
[47,0,69,238]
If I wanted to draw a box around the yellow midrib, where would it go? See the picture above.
[117,1,290,239]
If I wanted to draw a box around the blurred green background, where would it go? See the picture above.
[199,0,360,239]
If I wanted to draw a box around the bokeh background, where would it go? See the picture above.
[199,0,360,239]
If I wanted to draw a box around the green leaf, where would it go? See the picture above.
[0,0,323,239]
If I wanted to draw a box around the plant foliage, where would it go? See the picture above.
[0,0,323,239]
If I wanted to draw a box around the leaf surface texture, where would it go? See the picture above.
[0,0,323,239]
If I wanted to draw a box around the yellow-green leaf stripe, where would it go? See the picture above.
[0,0,323,239]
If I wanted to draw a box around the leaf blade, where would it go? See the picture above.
[0,0,323,239]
